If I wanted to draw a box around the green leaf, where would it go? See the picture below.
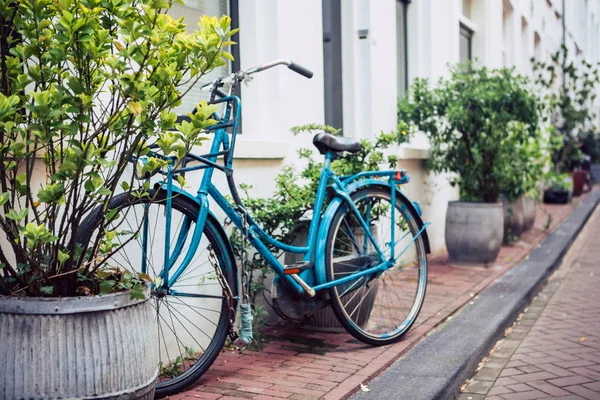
[0,193,9,206]
[40,286,54,295]
[130,283,145,300]
[151,0,169,8]
[6,208,28,221]
[99,280,116,294]
[58,250,70,264]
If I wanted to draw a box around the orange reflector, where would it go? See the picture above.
[395,170,402,180]
[284,268,301,275]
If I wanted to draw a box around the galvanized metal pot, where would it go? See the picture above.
[0,289,158,399]
[445,201,504,264]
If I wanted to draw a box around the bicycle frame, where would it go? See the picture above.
[148,93,428,299]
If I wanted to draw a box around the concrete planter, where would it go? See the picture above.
[522,195,537,232]
[284,227,378,331]
[0,289,158,399]
[445,201,503,264]
[501,196,525,243]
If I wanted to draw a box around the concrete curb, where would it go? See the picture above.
[352,190,600,400]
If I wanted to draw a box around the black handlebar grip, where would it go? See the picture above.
[288,62,313,79]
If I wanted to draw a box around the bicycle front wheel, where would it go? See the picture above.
[78,190,237,398]
[325,185,427,346]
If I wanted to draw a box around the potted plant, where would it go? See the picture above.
[543,172,574,204]
[398,63,540,263]
[532,46,600,200]
[499,125,548,239]
[580,131,600,183]
[0,1,233,398]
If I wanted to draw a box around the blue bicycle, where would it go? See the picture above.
[79,59,430,397]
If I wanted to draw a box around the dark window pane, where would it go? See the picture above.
[459,25,472,63]
[323,0,343,131]
[397,1,408,97]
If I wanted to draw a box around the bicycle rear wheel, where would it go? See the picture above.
[78,190,237,398]
[325,185,427,346]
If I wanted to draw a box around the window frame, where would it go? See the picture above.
[459,23,473,63]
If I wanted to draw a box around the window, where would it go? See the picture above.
[534,32,541,61]
[462,0,472,19]
[459,24,473,63]
[397,0,409,97]
[503,0,514,67]
[322,0,343,131]
[168,0,239,114]
[521,17,529,72]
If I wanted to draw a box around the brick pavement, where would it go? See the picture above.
[461,203,600,400]
[169,192,593,400]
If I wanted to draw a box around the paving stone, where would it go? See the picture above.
[463,379,494,394]
[457,394,485,400]
[460,203,600,400]
[474,367,503,381]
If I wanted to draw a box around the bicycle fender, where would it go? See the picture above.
[314,180,431,286]
[159,185,239,275]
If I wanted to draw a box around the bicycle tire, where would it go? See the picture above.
[325,185,427,346]
[77,189,237,398]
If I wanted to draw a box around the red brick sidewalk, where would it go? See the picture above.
[170,192,594,400]
[461,202,600,400]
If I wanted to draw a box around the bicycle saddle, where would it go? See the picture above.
[312,132,362,155]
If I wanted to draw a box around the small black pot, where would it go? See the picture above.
[543,188,572,204]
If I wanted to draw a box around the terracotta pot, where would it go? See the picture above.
[572,170,586,196]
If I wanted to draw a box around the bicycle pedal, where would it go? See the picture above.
[283,261,311,275]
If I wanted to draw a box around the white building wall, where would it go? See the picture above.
[228,0,600,255]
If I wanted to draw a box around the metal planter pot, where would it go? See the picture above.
[445,201,504,264]
[0,289,158,400]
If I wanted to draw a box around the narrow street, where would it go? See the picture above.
[461,206,600,400]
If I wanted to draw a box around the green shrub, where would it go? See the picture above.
[0,0,235,296]
[532,46,600,173]
[398,62,541,202]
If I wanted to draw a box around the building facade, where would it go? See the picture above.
[182,0,598,254]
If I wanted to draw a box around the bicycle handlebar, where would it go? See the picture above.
[200,59,313,94]
[287,62,313,78]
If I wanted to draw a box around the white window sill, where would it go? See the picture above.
[398,143,431,160]
[459,15,478,33]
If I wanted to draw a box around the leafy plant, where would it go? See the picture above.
[398,62,541,202]
[0,0,236,296]
[545,171,573,192]
[532,45,600,173]
[580,131,600,164]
